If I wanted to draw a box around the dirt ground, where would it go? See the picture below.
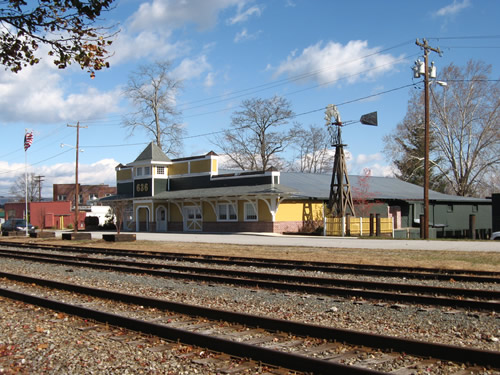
[1,236,499,272]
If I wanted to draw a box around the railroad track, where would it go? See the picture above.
[1,241,498,282]
[0,246,498,311]
[1,271,499,374]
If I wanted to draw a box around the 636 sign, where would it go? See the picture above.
[134,179,152,197]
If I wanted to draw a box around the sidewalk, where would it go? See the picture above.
[65,231,500,252]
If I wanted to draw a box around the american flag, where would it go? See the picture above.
[24,131,33,151]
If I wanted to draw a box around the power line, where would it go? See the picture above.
[441,46,500,49]
[177,39,414,111]
[0,149,73,176]
[426,35,500,40]
[82,82,418,147]
[76,39,417,125]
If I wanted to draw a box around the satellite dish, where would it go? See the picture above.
[360,112,378,126]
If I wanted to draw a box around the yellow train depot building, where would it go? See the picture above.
[109,142,492,238]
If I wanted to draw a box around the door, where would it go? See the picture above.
[156,207,167,232]
[183,206,202,231]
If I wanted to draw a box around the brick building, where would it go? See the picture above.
[4,201,85,230]
[53,184,116,207]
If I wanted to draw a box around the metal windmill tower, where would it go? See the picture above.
[325,105,378,219]
[325,104,355,218]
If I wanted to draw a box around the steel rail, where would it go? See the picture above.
[0,248,498,301]
[0,251,498,311]
[0,271,499,370]
[1,241,499,282]
[0,287,378,375]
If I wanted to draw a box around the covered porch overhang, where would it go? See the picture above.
[146,184,298,222]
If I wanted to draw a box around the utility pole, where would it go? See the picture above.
[415,38,441,239]
[67,122,87,232]
[34,175,44,201]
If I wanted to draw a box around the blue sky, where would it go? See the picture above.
[0,0,499,197]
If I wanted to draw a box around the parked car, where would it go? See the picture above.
[491,231,500,240]
[2,219,35,233]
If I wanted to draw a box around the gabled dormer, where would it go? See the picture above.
[129,142,171,178]
[116,142,172,198]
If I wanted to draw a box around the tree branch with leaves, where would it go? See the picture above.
[0,0,116,77]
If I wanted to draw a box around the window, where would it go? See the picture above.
[217,203,237,221]
[244,202,258,221]
[144,166,150,175]
[57,195,67,201]
[447,204,453,213]
[136,167,142,176]
[78,195,84,204]
[157,166,165,175]
[472,204,478,213]
[89,194,98,201]
[273,175,279,184]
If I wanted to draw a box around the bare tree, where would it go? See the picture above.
[216,96,299,171]
[383,90,447,192]
[0,0,115,77]
[429,60,500,196]
[9,173,39,202]
[290,125,333,173]
[123,61,185,157]
[105,199,130,234]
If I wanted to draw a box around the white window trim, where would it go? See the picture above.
[217,203,238,222]
[244,201,258,221]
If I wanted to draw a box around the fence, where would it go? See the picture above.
[325,216,394,237]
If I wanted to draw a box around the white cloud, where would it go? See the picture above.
[347,153,394,177]
[0,156,118,198]
[435,0,471,17]
[172,55,212,81]
[110,30,188,65]
[234,28,262,43]
[0,64,120,125]
[228,4,263,25]
[272,40,404,86]
[130,0,246,32]
[204,72,216,88]
[78,159,119,186]
[111,0,252,64]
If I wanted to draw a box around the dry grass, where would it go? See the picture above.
[2,237,499,272]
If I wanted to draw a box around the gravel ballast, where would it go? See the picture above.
[0,253,499,374]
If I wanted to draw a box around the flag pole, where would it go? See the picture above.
[24,129,28,237]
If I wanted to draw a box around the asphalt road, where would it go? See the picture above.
[81,231,500,252]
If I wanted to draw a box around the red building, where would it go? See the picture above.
[4,183,115,230]
[4,201,85,230]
